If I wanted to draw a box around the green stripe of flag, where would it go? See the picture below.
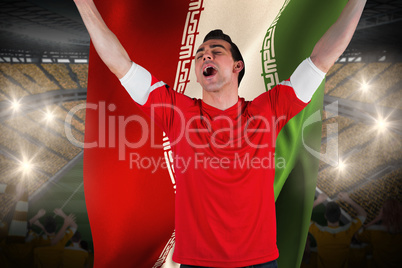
[262,0,348,267]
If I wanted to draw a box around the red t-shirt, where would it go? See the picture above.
[138,76,307,267]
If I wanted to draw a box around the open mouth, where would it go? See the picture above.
[203,66,217,77]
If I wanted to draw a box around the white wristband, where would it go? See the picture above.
[119,62,153,105]
[290,57,326,103]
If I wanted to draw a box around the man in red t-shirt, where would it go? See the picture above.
[73,0,367,267]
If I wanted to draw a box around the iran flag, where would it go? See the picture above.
[83,0,347,267]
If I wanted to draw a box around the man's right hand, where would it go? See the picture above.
[317,193,328,203]
[73,0,132,78]
[37,209,46,218]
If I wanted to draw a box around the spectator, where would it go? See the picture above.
[28,208,77,248]
[309,192,367,268]
[300,233,317,268]
[63,231,90,268]
[65,231,86,251]
[356,198,402,268]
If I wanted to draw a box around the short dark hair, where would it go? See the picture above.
[80,240,89,251]
[203,29,245,86]
[71,231,82,243]
[325,202,341,223]
[44,216,56,233]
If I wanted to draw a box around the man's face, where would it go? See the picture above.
[195,39,240,92]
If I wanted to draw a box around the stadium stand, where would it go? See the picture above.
[41,64,79,90]
[325,63,343,77]
[317,55,401,222]
[0,63,87,216]
[0,71,30,100]
[321,114,354,139]
[62,100,87,122]
[350,63,402,104]
[341,168,402,223]
[330,62,391,99]
[70,64,89,89]
[325,63,366,94]
[379,88,402,109]
[0,63,58,94]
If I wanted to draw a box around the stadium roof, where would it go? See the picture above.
[0,0,401,59]
[0,0,89,57]
[346,0,402,56]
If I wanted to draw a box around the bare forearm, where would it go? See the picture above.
[29,209,45,225]
[313,193,328,209]
[34,221,47,233]
[74,0,131,78]
[346,198,367,218]
[51,222,69,245]
[313,199,323,209]
[51,214,77,245]
[54,209,78,229]
[29,216,41,225]
[338,192,367,218]
[311,0,367,73]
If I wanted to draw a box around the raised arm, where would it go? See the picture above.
[338,192,367,219]
[73,0,132,78]
[29,209,46,227]
[313,193,328,209]
[54,208,78,230]
[364,207,382,228]
[51,211,77,246]
[310,0,367,73]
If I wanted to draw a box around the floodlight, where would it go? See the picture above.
[337,159,346,172]
[11,100,21,111]
[360,82,369,92]
[375,117,388,132]
[45,111,54,122]
[20,159,33,175]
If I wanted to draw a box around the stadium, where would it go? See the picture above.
[0,0,400,267]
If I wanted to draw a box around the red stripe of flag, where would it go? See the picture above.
[84,1,192,266]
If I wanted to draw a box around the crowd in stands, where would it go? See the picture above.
[302,193,402,268]
[0,63,88,100]
[62,101,87,123]
[0,111,86,217]
[347,168,402,222]
[325,63,365,94]
[0,72,29,101]
[317,120,400,199]
[41,64,79,90]
[330,62,391,100]
[325,62,402,108]
[0,62,87,219]
[0,124,69,174]
[0,91,5,102]
[0,207,92,267]
[321,113,354,140]
[350,63,402,104]
[4,116,81,160]
[325,63,343,78]
[70,64,89,89]
[378,87,402,109]
[27,106,85,146]
[0,64,58,95]
[337,123,376,155]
